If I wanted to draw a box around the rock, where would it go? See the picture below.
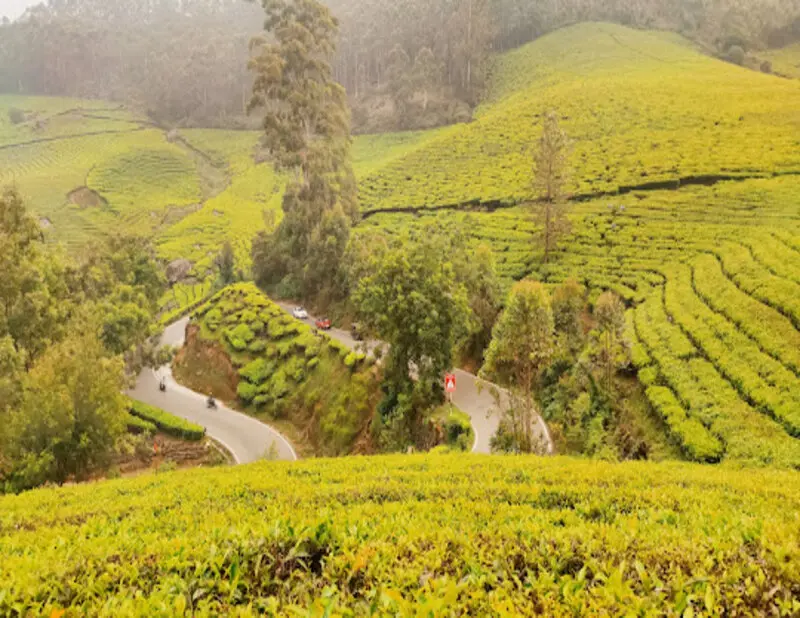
[166,259,193,284]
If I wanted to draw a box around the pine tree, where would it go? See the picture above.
[533,111,571,263]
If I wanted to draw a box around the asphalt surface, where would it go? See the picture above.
[128,317,297,464]
[277,303,553,455]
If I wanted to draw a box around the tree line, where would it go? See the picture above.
[1,0,797,131]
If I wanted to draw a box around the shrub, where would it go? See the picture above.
[126,413,156,435]
[760,60,773,74]
[205,308,222,331]
[248,339,267,353]
[8,107,25,124]
[129,400,205,441]
[727,45,745,66]
[239,358,272,384]
[237,381,258,403]
[226,323,254,351]
[307,357,320,370]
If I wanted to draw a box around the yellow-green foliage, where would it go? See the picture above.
[191,283,376,455]
[1,455,799,615]
[88,148,201,215]
[156,130,284,301]
[356,23,800,212]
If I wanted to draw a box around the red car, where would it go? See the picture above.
[315,317,332,330]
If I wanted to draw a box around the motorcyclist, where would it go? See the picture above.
[159,378,166,392]
[207,395,217,409]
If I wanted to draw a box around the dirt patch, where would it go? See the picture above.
[68,186,107,209]
[172,324,239,401]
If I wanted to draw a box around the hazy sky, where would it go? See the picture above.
[1,0,41,21]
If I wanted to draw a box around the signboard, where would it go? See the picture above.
[445,373,456,393]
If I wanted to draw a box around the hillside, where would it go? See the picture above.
[1,454,798,615]
[2,24,800,468]
[172,283,379,456]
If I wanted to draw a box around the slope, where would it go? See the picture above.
[1,454,798,615]
[171,283,380,456]
[357,23,800,212]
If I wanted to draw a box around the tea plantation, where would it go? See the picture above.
[1,454,798,615]
[1,23,799,467]
[175,283,379,456]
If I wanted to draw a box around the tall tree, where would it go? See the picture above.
[353,230,471,443]
[482,280,554,453]
[249,0,357,303]
[533,111,571,263]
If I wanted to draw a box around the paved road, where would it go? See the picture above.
[128,318,297,464]
[277,303,553,455]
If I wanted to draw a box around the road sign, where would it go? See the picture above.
[445,373,456,393]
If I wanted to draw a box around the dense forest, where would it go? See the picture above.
[1,0,798,131]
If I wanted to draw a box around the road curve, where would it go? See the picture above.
[276,303,553,455]
[128,318,297,464]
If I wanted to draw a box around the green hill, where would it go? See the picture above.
[357,22,800,212]
[172,283,379,456]
[2,23,799,468]
[1,454,798,615]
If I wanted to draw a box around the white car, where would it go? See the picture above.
[292,306,308,320]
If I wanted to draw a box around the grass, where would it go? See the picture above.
[1,454,799,615]
[174,283,380,456]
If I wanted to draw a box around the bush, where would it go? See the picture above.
[239,358,271,384]
[727,45,745,66]
[129,400,205,441]
[225,323,254,351]
[760,60,772,74]
[248,339,266,353]
[205,308,222,331]
[8,107,25,124]
[237,381,258,403]
[126,413,157,435]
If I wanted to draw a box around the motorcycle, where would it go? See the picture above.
[207,397,217,410]
[159,379,166,392]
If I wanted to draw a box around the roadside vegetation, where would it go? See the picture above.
[173,284,379,456]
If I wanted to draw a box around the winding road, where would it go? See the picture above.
[128,307,553,463]
[128,318,297,463]
[277,303,553,455]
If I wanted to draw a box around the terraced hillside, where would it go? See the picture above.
[2,23,799,467]
[356,22,800,212]
[2,455,799,615]
[173,283,379,456]
[355,24,800,469]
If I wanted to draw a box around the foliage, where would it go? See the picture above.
[249,0,356,303]
[128,399,205,442]
[2,455,800,614]
[482,281,554,453]
[352,230,471,442]
[187,283,378,455]
[3,333,128,493]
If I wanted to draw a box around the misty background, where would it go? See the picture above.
[1,0,799,133]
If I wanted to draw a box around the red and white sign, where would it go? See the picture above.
[445,373,456,393]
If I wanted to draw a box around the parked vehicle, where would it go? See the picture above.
[292,306,308,319]
[351,322,364,341]
[315,317,332,330]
